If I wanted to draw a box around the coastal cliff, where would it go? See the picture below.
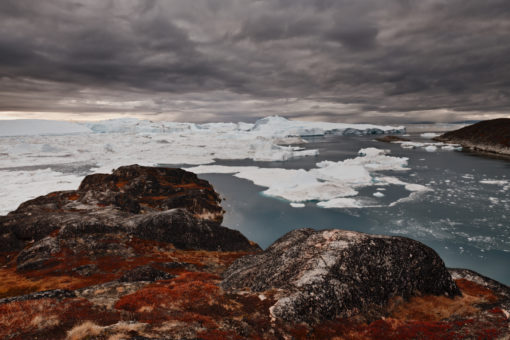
[434,118,510,156]
[0,165,508,339]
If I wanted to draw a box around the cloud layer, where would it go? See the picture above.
[1,0,509,122]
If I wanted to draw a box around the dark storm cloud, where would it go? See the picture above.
[0,0,509,122]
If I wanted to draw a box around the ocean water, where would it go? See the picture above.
[185,133,510,285]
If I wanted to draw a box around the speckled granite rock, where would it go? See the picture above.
[222,228,460,323]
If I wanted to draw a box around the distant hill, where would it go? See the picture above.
[434,118,510,156]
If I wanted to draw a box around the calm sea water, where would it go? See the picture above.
[177,133,510,285]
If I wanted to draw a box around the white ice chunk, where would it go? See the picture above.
[317,197,380,209]
[480,179,509,186]
[420,132,441,138]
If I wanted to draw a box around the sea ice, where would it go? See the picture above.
[399,141,462,152]
[0,116,406,214]
[0,169,83,215]
[188,148,429,209]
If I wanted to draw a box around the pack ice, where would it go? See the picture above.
[0,116,406,214]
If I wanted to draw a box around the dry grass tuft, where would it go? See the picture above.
[66,321,102,340]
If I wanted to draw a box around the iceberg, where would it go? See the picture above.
[249,116,405,137]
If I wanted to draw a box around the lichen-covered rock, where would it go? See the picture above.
[12,164,225,221]
[0,165,259,274]
[0,165,258,257]
[434,118,510,156]
[222,228,460,324]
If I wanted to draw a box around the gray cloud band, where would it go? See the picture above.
[0,0,509,122]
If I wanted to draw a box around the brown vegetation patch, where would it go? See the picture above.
[389,279,500,322]
[0,298,121,339]
[115,180,129,189]
[66,193,80,201]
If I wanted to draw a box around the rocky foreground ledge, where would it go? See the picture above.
[0,165,508,339]
[434,118,510,157]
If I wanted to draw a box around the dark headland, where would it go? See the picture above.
[434,118,510,157]
[0,165,508,339]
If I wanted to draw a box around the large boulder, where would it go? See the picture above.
[222,228,460,323]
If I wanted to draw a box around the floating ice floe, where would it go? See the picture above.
[290,202,306,208]
[479,179,509,186]
[420,132,441,139]
[479,179,510,191]
[188,148,431,209]
[399,141,462,152]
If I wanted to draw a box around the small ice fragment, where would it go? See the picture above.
[373,192,385,198]
[420,132,441,138]
[425,145,437,152]
[290,202,305,208]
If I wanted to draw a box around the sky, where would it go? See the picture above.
[0,0,509,124]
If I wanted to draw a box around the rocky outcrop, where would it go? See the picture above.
[13,164,225,221]
[434,118,510,156]
[0,165,259,272]
[222,228,460,324]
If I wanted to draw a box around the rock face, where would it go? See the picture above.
[222,228,460,324]
[434,118,510,156]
